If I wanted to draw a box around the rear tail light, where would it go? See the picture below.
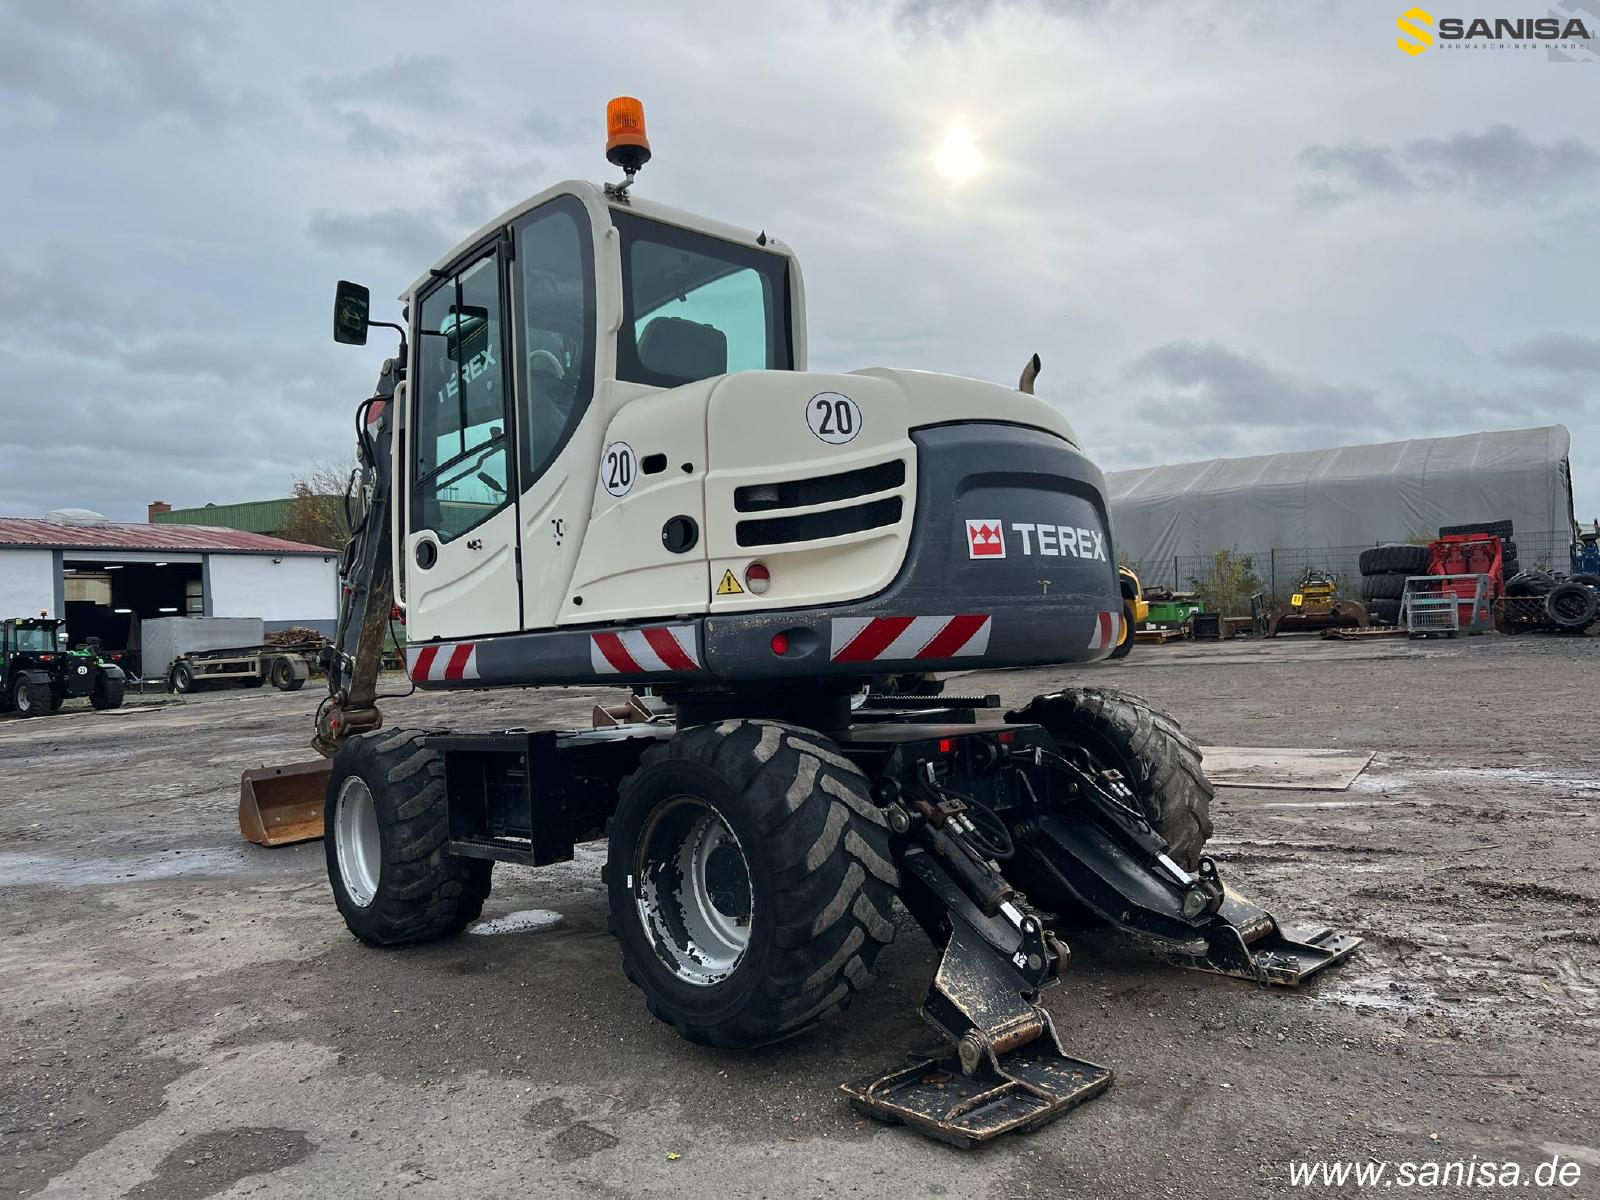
[770,632,790,655]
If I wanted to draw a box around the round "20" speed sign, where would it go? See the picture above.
[805,392,862,445]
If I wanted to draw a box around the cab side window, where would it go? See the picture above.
[513,196,595,485]
[413,251,511,542]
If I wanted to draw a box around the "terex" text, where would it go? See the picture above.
[1011,523,1107,561]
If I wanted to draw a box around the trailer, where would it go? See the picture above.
[169,641,322,693]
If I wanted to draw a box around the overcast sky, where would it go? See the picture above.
[3,0,1596,525]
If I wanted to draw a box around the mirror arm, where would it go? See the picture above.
[367,320,408,362]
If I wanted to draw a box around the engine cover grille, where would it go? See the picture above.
[734,460,905,513]
[735,496,903,548]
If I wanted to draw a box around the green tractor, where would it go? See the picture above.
[0,617,126,717]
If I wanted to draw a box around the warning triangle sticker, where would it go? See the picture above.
[716,569,744,596]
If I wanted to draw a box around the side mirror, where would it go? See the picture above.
[333,280,371,345]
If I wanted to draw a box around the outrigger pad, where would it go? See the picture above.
[841,1044,1112,1149]
[1173,921,1363,987]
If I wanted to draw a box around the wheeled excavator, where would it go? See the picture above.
[239,99,1360,1146]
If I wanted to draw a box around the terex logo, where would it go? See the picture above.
[1399,6,1593,55]
[965,518,1108,562]
[966,520,1005,559]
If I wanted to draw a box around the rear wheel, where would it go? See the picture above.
[1011,687,1214,869]
[325,728,492,946]
[90,674,124,710]
[270,656,305,691]
[170,662,196,694]
[606,719,897,1049]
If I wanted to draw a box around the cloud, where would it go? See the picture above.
[0,0,243,133]
[1299,141,1416,197]
[1497,333,1600,376]
[307,209,452,265]
[340,110,429,159]
[1299,124,1600,207]
[303,55,460,112]
[889,0,1110,34]
[1126,340,1387,428]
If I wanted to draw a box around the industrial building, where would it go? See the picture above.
[0,510,338,665]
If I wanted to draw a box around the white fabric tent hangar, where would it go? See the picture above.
[1105,425,1576,574]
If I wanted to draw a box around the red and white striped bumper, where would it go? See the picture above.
[1087,610,1121,651]
[829,615,993,663]
[590,625,702,675]
[407,641,480,683]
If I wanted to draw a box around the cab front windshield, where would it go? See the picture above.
[10,624,58,652]
[614,212,792,388]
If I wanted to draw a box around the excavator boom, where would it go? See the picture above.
[239,358,399,845]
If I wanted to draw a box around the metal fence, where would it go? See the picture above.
[1124,530,1577,611]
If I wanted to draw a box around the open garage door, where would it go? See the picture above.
[63,555,203,677]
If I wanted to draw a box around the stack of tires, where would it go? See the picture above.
[1503,568,1600,633]
[1357,544,1429,626]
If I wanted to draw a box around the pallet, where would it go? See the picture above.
[1135,627,1186,645]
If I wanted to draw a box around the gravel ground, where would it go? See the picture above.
[2,634,1597,1197]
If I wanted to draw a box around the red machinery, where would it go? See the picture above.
[1418,533,1503,632]
[1428,533,1505,592]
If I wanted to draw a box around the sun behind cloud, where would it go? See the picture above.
[933,125,983,182]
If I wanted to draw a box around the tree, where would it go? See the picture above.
[280,462,354,550]
[1189,548,1264,618]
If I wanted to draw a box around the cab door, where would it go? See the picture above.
[405,244,522,642]
[505,195,602,631]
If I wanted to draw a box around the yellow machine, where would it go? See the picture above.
[1254,570,1369,637]
[1112,565,1147,659]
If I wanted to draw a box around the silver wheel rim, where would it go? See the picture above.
[334,776,381,907]
[634,797,753,986]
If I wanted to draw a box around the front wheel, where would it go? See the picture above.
[90,675,124,710]
[10,678,49,718]
[325,728,492,946]
[606,720,897,1049]
[170,662,196,694]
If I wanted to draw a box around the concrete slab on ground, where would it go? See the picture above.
[1203,746,1375,790]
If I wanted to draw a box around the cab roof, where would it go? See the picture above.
[404,180,793,300]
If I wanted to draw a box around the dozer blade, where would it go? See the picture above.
[239,758,331,846]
